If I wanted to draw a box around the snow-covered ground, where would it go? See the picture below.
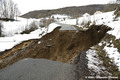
[0,28,47,52]
[60,11,120,40]
[86,48,111,76]
[0,17,60,52]
[2,17,40,36]
[58,11,120,71]
[87,12,120,71]
[86,12,120,71]
[99,40,120,70]
[104,46,120,70]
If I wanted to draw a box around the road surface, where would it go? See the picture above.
[55,22,78,31]
[0,52,89,80]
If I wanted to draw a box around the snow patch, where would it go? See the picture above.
[0,28,42,52]
[47,23,60,33]
[38,41,41,44]
[98,43,102,46]
[104,45,120,70]
[86,48,110,75]
[2,17,41,37]
[0,22,60,52]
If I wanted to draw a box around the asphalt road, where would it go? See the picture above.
[55,22,77,31]
[0,52,89,80]
[0,58,77,80]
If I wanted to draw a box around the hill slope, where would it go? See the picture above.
[21,4,105,18]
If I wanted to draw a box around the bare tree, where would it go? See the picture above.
[1,0,8,18]
[14,4,21,20]
[0,0,20,20]
[0,22,2,37]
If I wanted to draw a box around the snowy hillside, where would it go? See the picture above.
[2,17,40,36]
[0,17,60,52]
[61,11,120,39]
[57,10,120,74]
[78,11,120,74]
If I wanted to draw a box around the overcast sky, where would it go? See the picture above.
[12,0,116,15]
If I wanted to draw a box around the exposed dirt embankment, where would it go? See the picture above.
[0,25,111,69]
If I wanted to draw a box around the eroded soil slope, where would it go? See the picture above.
[0,25,111,69]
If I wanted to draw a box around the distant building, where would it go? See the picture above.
[83,13,90,17]
[82,13,91,24]
[94,11,102,15]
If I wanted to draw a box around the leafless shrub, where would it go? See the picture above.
[0,22,3,37]
[40,18,55,27]
[21,21,38,34]
[114,6,120,19]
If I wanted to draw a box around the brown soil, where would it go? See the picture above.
[0,25,111,69]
